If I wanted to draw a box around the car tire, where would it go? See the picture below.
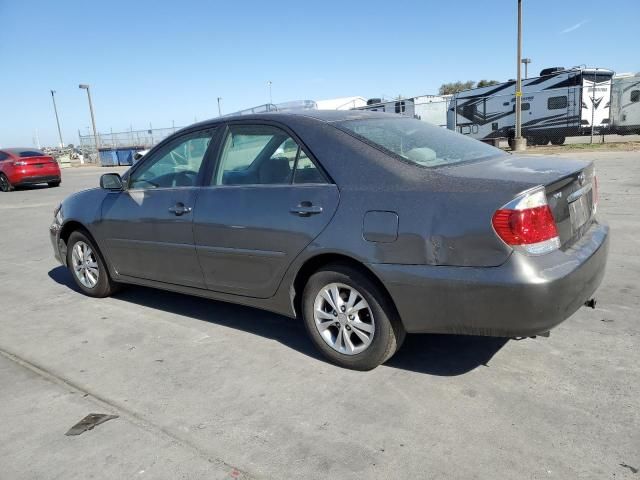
[302,264,406,370]
[0,173,14,192]
[66,231,118,298]
[48,181,61,188]
[551,136,565,145]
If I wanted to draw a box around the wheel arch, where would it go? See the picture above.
[59,220,107,265]
[291,253,402,325]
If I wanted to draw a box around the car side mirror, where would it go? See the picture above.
[133,152,144,161]
[100,173,124,191]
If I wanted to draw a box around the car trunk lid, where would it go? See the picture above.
[438,154,595,248]
[18,155,57,168]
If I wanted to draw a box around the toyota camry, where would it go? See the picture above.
[50,111,608,370]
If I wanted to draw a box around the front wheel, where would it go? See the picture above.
[66,231,118,297]
[302,264,405,370]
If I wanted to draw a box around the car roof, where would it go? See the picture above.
[188,109,399,130]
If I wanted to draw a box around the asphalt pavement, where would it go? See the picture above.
[0,151,638,479]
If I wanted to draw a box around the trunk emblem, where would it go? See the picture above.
[578,172,586,186]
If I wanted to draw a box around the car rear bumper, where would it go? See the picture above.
[368,220,609,337]
[15,174,60,186]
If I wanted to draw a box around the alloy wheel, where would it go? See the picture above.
[71,241,100,289]
[313,283,375,355]
[0,175,9,192]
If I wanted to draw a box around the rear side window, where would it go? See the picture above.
[0,152,9,161]
[548,96,567,110]
[214,125,326,185]
[18,150,44,157]
[631,90,640,103]
[337,117,504,168]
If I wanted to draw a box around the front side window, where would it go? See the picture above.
[631,90,640,103]
[548,96,568,110]
[214,125,325,185]
[338,117,504,167]
[129,129,214,189]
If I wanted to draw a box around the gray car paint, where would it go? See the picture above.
[50,110,608,337]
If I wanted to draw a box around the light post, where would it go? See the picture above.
[50,90,64,147]
[267,80,273,105]
[78,84,100,159]
[217,97,223,116]
[522,58,532,79]
[512,0,526,151]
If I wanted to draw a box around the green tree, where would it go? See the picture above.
[476,79,500,88]
[438,81,475,95]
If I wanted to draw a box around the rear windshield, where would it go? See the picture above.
[336,117,505,167]
[18,150,45,158]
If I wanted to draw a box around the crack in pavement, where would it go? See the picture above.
[0,346,255,479]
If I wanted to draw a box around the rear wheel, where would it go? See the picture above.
[48,181,61,188]
[66,231,118,297]
[302,264,405,370]
[550,136,565,145]
[0,173,13,192]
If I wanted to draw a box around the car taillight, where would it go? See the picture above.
[492,187,560,255]
[13,161,27,166]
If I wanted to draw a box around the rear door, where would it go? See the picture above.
[193,122,339,298]
[100,128,217,288]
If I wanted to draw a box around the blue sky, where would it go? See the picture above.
[1,0,637,147]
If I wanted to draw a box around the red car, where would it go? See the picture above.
[0,148,61,192]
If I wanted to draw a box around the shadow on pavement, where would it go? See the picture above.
[49,266,508,376]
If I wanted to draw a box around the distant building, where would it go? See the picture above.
[315,96,367,110]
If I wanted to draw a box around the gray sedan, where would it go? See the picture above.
[50,111,608,370]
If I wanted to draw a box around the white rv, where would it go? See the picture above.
[354,95,452,128]
[446,67,614,145]
[610,73,640,135]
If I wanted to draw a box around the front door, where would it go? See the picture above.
[100,128,216,288]
[193,123,339,298]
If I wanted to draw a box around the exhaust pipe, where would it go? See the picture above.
[584,298,597,309]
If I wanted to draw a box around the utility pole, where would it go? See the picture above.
[217,97,223,116]
[513,0,526,151]
[50,90,64,147]
[78,84,100,159]
[522,58,532,79]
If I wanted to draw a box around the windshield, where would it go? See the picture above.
[337,117,505,167]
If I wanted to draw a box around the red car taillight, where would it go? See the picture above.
[492,187,560,255]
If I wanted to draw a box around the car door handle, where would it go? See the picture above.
[290,203,323,217]
[168,203,192,216]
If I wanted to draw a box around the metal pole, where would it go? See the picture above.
[217,97,222,116]
[513,0,526,151]
[522,58,531,79]
[268,81,273,105]
[79,84,100,160]
[50,90,64,147]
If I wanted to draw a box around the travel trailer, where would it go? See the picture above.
[446,67,614,145]
[610,73,640,135]
[354,95,452,128]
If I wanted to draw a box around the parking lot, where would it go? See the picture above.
[0,150,638,479]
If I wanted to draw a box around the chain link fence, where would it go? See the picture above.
[78,125,185,162]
